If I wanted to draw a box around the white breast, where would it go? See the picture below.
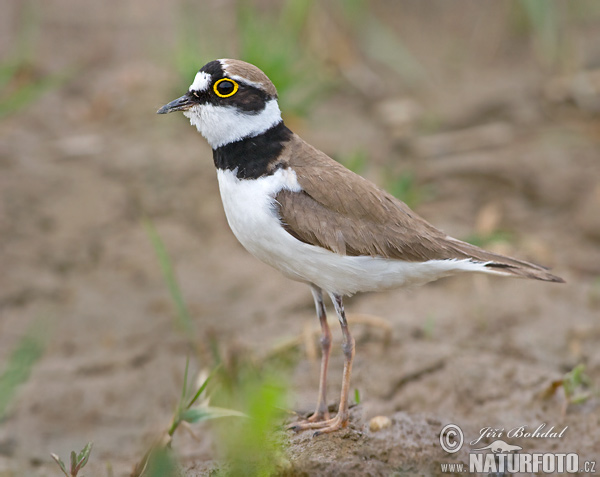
[216,168,495,296]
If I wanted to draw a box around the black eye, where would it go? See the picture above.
[213,78,239,98]
[217,81,234,95]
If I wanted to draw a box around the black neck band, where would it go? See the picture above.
[212,121,292,179]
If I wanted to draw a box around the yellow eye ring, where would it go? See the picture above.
[213,78,239,98]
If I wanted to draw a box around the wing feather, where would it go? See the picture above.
[274,134,564,283]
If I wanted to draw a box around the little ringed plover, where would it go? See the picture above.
[158,59,564,435]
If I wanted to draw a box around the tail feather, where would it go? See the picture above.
[445,237,565,283]
[483,261,565,282]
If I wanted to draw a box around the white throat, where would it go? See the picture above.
[183,99,282,149]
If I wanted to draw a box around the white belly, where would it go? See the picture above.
[216,168,490,296]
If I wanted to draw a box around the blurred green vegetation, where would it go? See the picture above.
[335,0,427,87]
[512,0,600,69]
[336,148,368,175]
[562,363,593,405]
[143,447,180,477]
[168,359,245,437]
[541,363,597,412]
[236,0,331,117]
[0,1,72,119]
[0,320,48,420]
[464,230,514,249]
[133,358,248,477]
[212,356,290,477]
[335,153,435,209]
[136,350,292,477]
[384,170,434,209]
[422,313,437,340]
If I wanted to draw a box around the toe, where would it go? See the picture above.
[289,416,338,432]
[288,411,332,432]
[290,413,350,434]
[312,418,346,436]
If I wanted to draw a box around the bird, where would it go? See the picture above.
[157,59,564,435]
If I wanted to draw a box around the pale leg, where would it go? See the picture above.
[289,285,332,429]
[290,292,355,435]
[308,285,332,421]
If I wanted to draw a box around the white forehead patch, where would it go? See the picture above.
[189,71,211,92]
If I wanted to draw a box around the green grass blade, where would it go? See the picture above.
[186,364,221,409]
[186,375,208,410]
[179,406,247,424]
[180,356,190,409]
[143,219,194,335]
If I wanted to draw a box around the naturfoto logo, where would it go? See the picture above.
[439,423,596,474]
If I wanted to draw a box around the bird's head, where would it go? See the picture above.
[158,59,281,149]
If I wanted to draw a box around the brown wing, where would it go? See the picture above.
[274,134,564,282]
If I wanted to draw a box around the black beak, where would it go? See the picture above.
[157,94,194,114]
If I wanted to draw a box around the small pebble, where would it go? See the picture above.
[369,415,392,432]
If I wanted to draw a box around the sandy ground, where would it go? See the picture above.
[1,1,599,476]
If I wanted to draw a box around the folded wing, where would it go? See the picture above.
[275,135,564,283]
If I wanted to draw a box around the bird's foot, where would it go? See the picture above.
[287,410,329,431]
[288,413,347,436]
